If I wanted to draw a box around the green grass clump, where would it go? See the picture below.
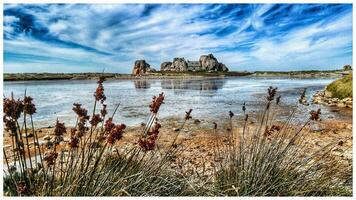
[326,74,352,99]
[212,91,352,196]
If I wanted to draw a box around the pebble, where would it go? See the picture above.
[43,135,51,140]
[22,133,34,138]
[173,128,180,131]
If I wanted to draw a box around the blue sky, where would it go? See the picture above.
[3,4,353,73]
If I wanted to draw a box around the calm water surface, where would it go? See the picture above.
[4,77,340,127]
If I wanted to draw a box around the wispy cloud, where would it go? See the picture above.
[3,4,352,73]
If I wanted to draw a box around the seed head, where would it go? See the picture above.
[138,121,161,151]
[90,114,102,127]
[54,120,66,137]
[72,103,89,137]
[3,97,23,120]
[100,104,107,117]
[267,86,278,101]
[94,77,106,103]
[69,135,79,148]
[149,92,164,114]
[4,117,17,133]
[44,151,58,166]
[185,109,193,120]
[17,181,27,195]
[23,96,36,115]
[72,103,89,120]
[309,109,321,121]
[107,124,126,145]
[104,117,115,132]
[229,111,234,118]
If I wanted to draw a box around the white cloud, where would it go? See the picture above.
[3,4,353,72]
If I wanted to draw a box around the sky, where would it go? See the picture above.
[3,4,353,73]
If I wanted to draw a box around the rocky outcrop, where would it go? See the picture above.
[160,58,188,72]
[172,58,188,71]
[312,88,352,108]
[199,54,228,72]
[160,62,172,71]
[160,54,229,72]
[132,60,153,75]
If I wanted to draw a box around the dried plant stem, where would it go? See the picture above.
[23,113,33,173]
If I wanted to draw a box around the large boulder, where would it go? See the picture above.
[199,54,228,71]
[160,58,188,72]
[200,54,218,71]
[218,63,229,72]
[132,60,151,75]
[160,62,173,71]
[172,58,188,71]
[160,54,228,72]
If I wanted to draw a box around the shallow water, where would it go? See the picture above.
[4,77,342,127]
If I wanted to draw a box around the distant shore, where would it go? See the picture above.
[3,70,348,81]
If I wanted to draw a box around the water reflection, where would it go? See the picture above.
[134,79,151,89]
[160,78,225,92]
[4,77,338,127]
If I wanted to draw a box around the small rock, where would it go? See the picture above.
[22,133,34,138]
[173,128,180,132]
[43,135,51,140]
[338,141,344,146]
[337,102,346,108]
[140,122,146,127]
[310,124,325,132]
[194,119,201,124]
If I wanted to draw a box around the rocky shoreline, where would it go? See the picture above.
[312,88,352,108]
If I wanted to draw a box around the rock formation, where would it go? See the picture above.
[132,60,153,75]
[199,54,228,72]
[172,58,188,71]
[160,54,229,72]
[160,58,188,72]
[312,88,352,108]
[160,62,172,71]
